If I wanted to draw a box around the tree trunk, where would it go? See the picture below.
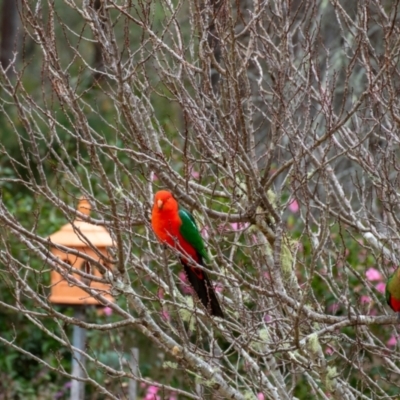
[0,0,20,76]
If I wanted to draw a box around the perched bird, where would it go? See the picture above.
[151,190,224,318]
[386,267,400,316]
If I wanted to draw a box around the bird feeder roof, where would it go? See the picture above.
[48,198,113,247]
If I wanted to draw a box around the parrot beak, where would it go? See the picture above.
[157,199,163,209]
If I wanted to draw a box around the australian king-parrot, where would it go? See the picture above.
[386,267,400,316]
[151,190,224,318]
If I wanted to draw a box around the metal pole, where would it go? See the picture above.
[70,307,86,400]
[129,347,139,400]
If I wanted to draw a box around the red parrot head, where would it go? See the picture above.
[153,190,177,212]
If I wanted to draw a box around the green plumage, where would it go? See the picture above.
[178,207,208,261]
[386,269,400,303]
[177,207,224,317]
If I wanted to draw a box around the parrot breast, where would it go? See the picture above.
[389,295,400,312]
[151,206,199,263]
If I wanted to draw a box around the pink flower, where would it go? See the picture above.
[264,314,271,323]
[328,303,339,313]
[360,295,371,304]
[325,346,334,355]
[365,267,382,281]
[375,282,386,294]
[179,271,187,283]
[103,306,113,316]
[145,394,160,400]
[148,386,158,394]
[214,282,223,293]
[145,385,160,400]
[217,223,229,234]
[179,271,193,294]
[230,222,250,231]
[288,199,299,213]
[151,172,158,182]
[190,170,200,179]
[257,394,265,400]
[201,226,210,240]
[230,222,239,231]
[161,310,170,321]
[387,335,397,347]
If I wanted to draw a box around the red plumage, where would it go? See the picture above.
[389,296,400,312]
[151,190,224,318]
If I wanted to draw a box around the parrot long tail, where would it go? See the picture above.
[182,260,224,318]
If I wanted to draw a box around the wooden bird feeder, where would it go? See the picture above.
[48,198,114,305]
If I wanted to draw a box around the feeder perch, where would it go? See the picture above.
[48,198,114,305]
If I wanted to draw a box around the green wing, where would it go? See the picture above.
[178,207,208,261]
[386,273,394,306]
